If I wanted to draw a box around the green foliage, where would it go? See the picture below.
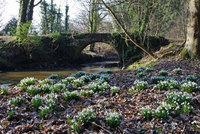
[64,91,80,101]
[2,17,17,35]
[181,81,199,92]
[75,108,97,125]
[134,80,148,90]
[186,75,198,82]
[1,88,8,95]
[19,77,37,87]
[155,80,179,90]
[173,68,182,74]
[27,86,40,95]
[137,72,146,78]
[110,86,120,94]
[159,70,168,76]
[9,96,23,106]
[141,106,153,119]
[105,111,121,127]
[32,95,42,109]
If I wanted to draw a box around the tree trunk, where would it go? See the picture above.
[184,0,200,58]
[17,0,42,37]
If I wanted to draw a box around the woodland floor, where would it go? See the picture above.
[0,42,200,133]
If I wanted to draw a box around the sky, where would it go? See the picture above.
[2,0,82,27]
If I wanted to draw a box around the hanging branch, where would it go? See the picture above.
[100,0,157,59]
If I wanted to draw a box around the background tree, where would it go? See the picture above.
[183,0,200,58]
[2,18,17,35]
[17,0,42,37]
[40,0,66,34]
[65,2,69,32]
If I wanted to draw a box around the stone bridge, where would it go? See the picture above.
[61,33,169,63]
[66,33,119,61]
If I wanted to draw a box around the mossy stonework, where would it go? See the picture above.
[0,33,169,70]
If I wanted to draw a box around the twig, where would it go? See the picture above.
[92,122,112,134]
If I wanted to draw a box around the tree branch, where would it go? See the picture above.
[34,0,42,7]
[100,0,157,59]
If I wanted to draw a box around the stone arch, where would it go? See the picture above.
[73,40,121,61]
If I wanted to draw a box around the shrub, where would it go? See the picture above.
[141,106,153,119]
[27,85,40,94]
[181,81,199,92]
[19,77,37,87]
[186,75,198,82]
[32,95,42,109]
[134,80,148,90]
[75,107,96,125]
[173,68,182,74]
[110,86,120,94]
[64,91,80,101]
[159,70,168,76]
[105,111,121,127]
